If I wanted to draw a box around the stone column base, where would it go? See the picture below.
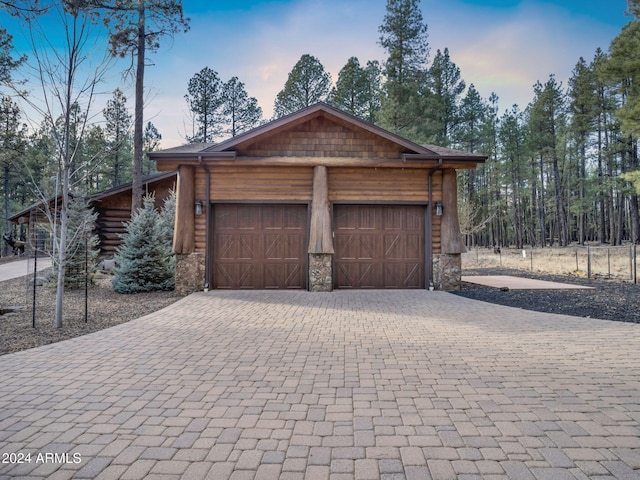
[309,253,333,292]
[433,253,462,291]
[175,252,205,295]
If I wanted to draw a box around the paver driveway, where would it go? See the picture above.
[1,290,639,480]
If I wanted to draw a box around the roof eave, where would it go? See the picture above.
[150,151,237,160]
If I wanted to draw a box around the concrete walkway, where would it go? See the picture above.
[462,276,594,290]
[0,291,639,480]
[0,257,52,282]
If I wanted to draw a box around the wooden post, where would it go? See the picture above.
[173,165,196,254]
[440,169,465,254]
[308,166,334,254]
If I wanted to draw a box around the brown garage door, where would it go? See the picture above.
[334,205,425,288]
[212,204,308,289]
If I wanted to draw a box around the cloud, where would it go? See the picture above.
[145,0,388,146]
[144,0,627,146]
[428,1,625,111]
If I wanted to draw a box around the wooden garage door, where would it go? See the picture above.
[212,204,307,289]
[334,205,425,288]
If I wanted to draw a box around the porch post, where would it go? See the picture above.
[308,165,334,292]
[436,168,464,290]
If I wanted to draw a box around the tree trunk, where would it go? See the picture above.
[538,154,546,246]
[631,193,640,244]
[55,164,69,329]
[131,2,145,214]
[597,120,606,243]
[4,164,10,256]
[578,143,586,245]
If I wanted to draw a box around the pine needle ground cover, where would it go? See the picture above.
[0,273,180,356]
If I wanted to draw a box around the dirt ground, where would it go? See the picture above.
[455,267,640,324]
[0,272,181,356]
[1,266,638,357]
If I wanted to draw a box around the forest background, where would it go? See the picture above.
[0,0,640,256]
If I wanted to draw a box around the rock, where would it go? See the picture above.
[500,286,510,292]
[101,258,116,272]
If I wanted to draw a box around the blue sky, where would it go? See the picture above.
[2,0,631,147]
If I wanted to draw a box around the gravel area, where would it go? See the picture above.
[454,267,640,323]
[0,271,181,356]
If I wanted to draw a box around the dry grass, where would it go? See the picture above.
[463,245,638,281]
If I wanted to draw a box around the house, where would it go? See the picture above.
[149,102,486,294]
[9,171,176,257]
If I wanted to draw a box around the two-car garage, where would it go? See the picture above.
[211,203,425,290]
[152,104,484,294]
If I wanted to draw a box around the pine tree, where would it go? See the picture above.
[103,88,132,188]
[77,0,189,213]
[185,66,223,143]
[273,54,331,118]
[220,76,262,137]
[568,57,597,244]
[425,48,466,145]
[377,0,429,134]
[0,96,27,251]
[142,121,161,176]
[64,196,99,288]
[157,190,175,279]
[0,26,25,85]
[328,57,369,118]
[49,195,100,289]
[112,194,174,293]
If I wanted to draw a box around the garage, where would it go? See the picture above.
[152,103,485,294]
[212,204,308,289]
[333,205,425,288]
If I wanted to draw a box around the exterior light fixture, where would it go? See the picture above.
[435,201,443,216]
[195,200,203,216]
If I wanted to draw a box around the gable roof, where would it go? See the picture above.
[149,102,487,166]
[9,171,177,223]
[206,102,431,155]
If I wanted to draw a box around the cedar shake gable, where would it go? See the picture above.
[150,102,487,169]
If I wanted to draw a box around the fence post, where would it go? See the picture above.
[607,247,611,278]
[634,244,637,285]
[587,246,591,279]
[530,248,533,271]
[575,249,579,272]
[32,244,37,328]
[84,235,88,323]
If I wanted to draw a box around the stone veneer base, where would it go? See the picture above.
[433,253,462,291]
[309,253,333,292]
[175,253,205,295]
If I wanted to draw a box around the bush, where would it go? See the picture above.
[112,194,175,293]
[49,195,100,289]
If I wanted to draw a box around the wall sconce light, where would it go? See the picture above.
[435,201,443,217]
[195,200,203,216]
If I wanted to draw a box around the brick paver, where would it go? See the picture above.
[1,290,639,479]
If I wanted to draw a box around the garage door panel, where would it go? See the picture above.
[213,204,307,289]
[358,235,376,260]
[336,262,379,289]
[384,234,423,260]
[264,263,304,289]
[215,263,256,289]
[334,205,425,289]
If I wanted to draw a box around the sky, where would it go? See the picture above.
[2,0,632,148]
